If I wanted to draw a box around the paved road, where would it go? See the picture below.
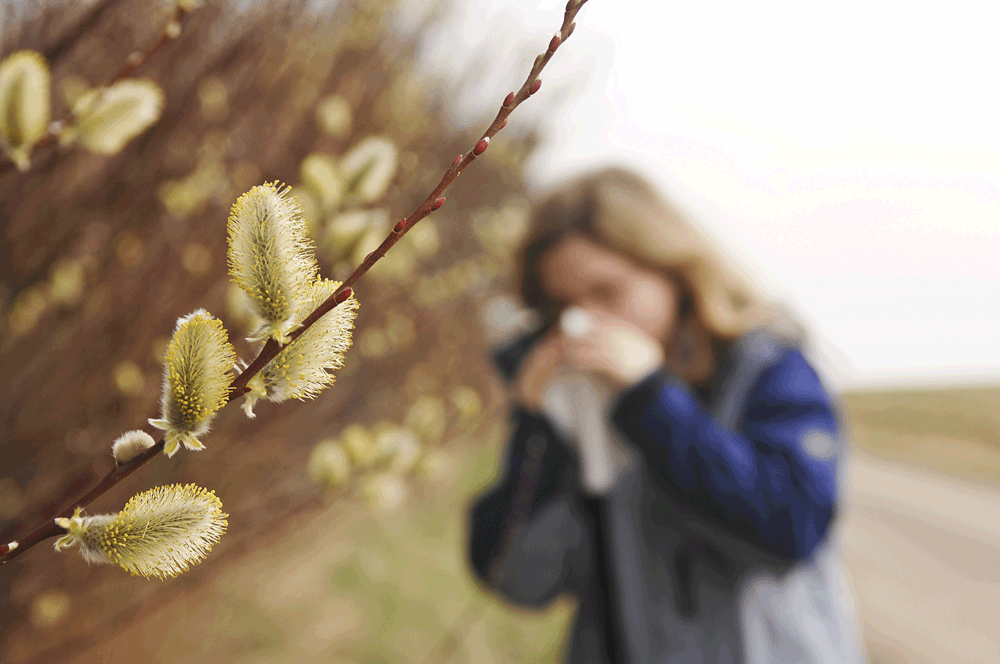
[838,453,1000,663]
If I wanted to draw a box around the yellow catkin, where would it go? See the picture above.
[242,279,359,417]
[150,310,236,456]
[227,182,319,343]
[53,484,228,579]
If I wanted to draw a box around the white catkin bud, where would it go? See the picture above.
[53,484,228,579]
[243,279,358,417]
[111,430,156,464]
[227,182,320,344]
[149,310,237,457]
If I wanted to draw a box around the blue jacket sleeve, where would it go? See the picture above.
[611,348,841,561]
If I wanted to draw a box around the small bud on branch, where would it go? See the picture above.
[112,430,156,465]
[335,287,354,304]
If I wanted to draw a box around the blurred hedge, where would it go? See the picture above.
[0,1,540,660]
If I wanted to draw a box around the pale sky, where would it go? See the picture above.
[422,0,1000,391]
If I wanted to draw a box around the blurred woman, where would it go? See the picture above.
[468,167,865,663]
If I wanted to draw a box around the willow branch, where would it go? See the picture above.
[0,4,193,177]
[0,0,590,566]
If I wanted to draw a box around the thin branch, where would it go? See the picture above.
[0,0,590,566]
[0,4,193,176]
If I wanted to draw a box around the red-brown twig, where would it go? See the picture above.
[0,0,590,566]
[0,4,192,177]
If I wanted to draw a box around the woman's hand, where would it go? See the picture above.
[512,330,566,412]
[559,307,666,389]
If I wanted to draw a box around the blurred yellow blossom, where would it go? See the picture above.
[72,79,165,155]
[340,135,398,204]
[360,473,406,512]
[182,243,212,276]
[308,439,352,489]
[404,219,440,259]
[341,424,379,469]
[115,232,145,267]
[0,51,50,170]
[404,395,447,445]
[113,361,145,397]
[48,259,84,306]
[197,77,229,122]
[301,153,344,209]
[316,94,352,137]
[29,590,70,628]
[449,385,482,423]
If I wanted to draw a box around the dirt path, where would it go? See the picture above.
[839,452,1000,664]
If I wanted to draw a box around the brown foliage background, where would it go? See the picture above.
[0,0,539,660]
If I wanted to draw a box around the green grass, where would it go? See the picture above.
[842,385,1000,485]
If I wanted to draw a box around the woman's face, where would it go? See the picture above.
[538,234,682,346]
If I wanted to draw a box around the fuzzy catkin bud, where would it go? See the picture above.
[72,79,164,155]
[243,279,359,417]
[111,430,155,464]
[149,310,237,457]
[53,484,227,579]
[227,182,320,343]
[0,50,50,170]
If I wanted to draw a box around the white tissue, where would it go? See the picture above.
[560,306,594,339]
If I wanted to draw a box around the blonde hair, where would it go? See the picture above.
[518,167,806,383]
